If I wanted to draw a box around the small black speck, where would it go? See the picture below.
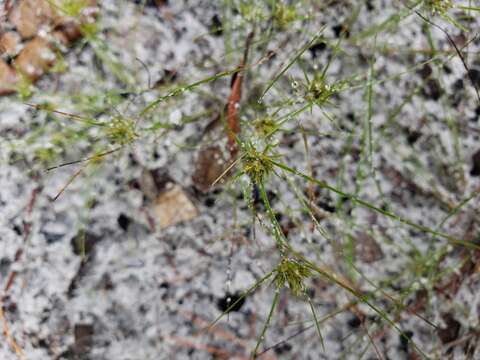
[308,42,326,58]
[332,24,349,38]
[44,232,64,244]
[117,214,131,232]
[452,78,464,91]
[12,224,22,235]
[37,338,49,349]
[305,288,315,298]
[418,64,432,79]
[119,92,134,98]
[407,129,422,144]
[217,292,245,313]
[266,190,277,202]
[347,315,362,329]
[332,24,342,37]
[210,14,223,36]
[204,197,215,207]
[274,212,284,223]
[134,0,167,6]
[5,55,14,65]
[399,330,414,352]
[422,78,443,100]
[317,200,335,213]
[274,342,292,355]
[470,149,480,176]
[467,68,480,88]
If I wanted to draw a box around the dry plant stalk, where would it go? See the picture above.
[226,31,254,158]
[0,299,25,360]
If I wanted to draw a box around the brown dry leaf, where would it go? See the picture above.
[0,0,99,97]
[437,313,461,344]
[53,20,83,44]
[15,37,56,80]
[0,59,18,95]
[8,0,54,39]
[354,232,384,263]
[0,31,20,56]
[191,145,228,193]
[154,184,198,229]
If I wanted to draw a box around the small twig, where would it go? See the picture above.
[52,164,87,201]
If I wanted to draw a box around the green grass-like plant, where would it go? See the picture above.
[6,0,480,358]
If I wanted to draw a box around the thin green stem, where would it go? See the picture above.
[271,160,478,249]
[252,290,280,358]
[259,29,325,101]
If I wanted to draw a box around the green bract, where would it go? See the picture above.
[241,142,277,184]
[106,117,138,146]
[274,257,312,296]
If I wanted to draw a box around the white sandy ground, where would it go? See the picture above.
[1,0,480,359]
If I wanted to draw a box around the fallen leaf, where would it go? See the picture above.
[1,0,99,97]
[0,59,18,95]
[54,20,83,44]
[437,313,461,344]
[8,0,54,39]
[355,232,384,263]
[0,31,20,56]
[154,184,198,229]
[15,37,56,80]
[192,145,228,193]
